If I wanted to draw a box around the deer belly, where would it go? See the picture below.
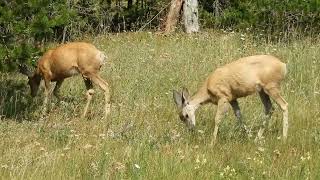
[53,67,80,80]
[67,67,80,76]
[232,86,256,98]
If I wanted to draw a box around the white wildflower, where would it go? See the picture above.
[134,164,141,169]
[83,144,93,149]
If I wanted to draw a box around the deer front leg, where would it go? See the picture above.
[53,79,64,100]
[41,79,51,119]
[230,100,242,123]
[211,98,229,145]
[230,99,250,135]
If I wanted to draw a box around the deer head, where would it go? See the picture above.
[19,64,41,97]
[173,87,196,129]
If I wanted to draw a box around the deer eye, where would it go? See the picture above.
[185,114,189,118]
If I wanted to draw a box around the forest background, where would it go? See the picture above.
[0,0,319,71]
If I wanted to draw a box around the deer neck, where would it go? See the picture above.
[188,87,210,110]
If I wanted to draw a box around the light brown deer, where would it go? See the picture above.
[19,42,110,118]
[173,55,288,145]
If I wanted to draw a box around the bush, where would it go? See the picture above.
[1,0,319,72]
[0,0,76,71]
[0,0,166,72]
[199,0,320,37]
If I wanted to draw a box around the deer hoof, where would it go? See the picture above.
[87,89,95,96]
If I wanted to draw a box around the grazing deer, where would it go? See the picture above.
[19,42,110,118]
[173,55,288,144]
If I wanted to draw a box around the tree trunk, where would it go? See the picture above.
[183,0,199,33]
[164,0,183,33]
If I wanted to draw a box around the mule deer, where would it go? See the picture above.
[19,42,110,118]
[173,55,288,144]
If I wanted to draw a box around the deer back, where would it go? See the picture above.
[206,55,286,99]
[37,42,105,80]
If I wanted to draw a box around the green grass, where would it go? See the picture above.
[1,31,320,179]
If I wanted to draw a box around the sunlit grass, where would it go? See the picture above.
[0,32,320,179]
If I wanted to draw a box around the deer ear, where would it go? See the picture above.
[173,90,183,108]
[182,87,189,103]
[18,64,33,77]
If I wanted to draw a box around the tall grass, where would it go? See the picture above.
[0,32,320,179]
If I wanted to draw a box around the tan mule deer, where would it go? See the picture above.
[19,42,110,118]
[173,55,288,145]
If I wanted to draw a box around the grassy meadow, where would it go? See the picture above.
[0,31,320,179]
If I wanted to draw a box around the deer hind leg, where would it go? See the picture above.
[88,74,111,117]
[211,98,229,146]
[261,86,288,141]
[256,90,273,140]
[82,77,94,118]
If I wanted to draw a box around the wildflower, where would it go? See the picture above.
[274,149,281,157]
[202,158,207,164]
[99,133,106,139]
[224,165,230,171]
[1,164,8,169]
[196,156,200,163]
[107,129,115,138]
[197,130,205,134]
[257,147,265,152]
[134,164,140,169]
[231,168,236,173]
[306,152,311,160]
[83,144,93,149]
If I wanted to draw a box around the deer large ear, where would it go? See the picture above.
[173,90,183,108]
[182,87,189,104]
[18,64,33,77]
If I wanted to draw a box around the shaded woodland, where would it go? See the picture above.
[1,0,319,71]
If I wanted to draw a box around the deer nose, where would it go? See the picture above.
[188,123,195,130]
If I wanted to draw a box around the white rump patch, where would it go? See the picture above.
[96,51,107,65]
